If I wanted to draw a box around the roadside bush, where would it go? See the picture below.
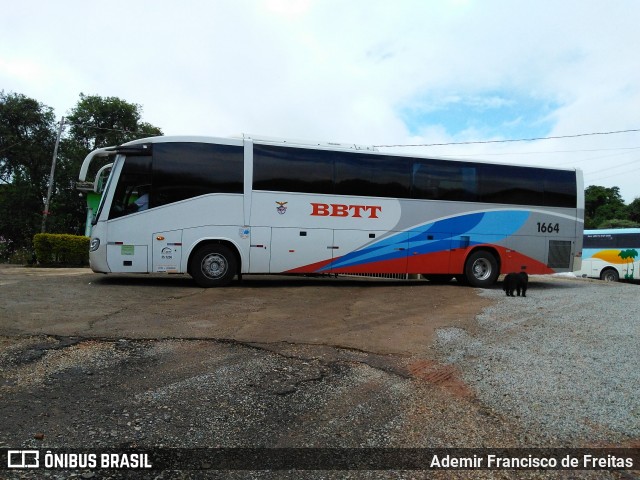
[4,247,35,265]
[33,233,89,266]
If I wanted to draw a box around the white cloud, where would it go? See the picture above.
[1,0,639,201]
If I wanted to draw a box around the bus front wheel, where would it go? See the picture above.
[464,250,499,288]
[600,268,619,282]
[190,244,237,287]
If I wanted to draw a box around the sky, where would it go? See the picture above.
[1,0,639,202]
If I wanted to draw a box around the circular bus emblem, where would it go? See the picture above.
[276,201,288,215]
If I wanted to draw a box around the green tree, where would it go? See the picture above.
[0,92,163,260]
[597,219,640,229]
[627,197,640,224]
[0,91,57,258]
[47,94,163,236]
[584,185,628,229]
[66,93,162,152]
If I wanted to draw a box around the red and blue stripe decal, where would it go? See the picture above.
[288,210,541,274]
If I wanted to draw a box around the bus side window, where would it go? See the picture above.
[412,161,477,201]
[253,144,333,194]
[108,156,152,219]
[152,142,243,207]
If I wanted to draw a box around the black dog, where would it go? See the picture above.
[503,272,528,297]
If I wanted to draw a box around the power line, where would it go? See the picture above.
[438,146,640,157]
[64,120,157,136]
[374,128,640,148]
[584,158,640,176]
[420,147,640,168]
[0,121,153,155]
[589,165,640,182]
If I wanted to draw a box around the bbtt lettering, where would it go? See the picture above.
[310,203,382,218]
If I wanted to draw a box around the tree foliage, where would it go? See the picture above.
[50,94,163,237]
[66,93,162,152]
[0,92,57,257]
[0,91,162,260]
[0,92,56,190]
[627,197,640,225]
[584,185,633,229]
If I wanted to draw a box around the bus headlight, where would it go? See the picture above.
[90,238,100,252]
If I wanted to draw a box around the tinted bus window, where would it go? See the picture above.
[412,160,478,201]
[583,234,615,248]
[615,233,640,247]
[583,232,640,248]
[253,144,334,194]
[544,170,577,207]
[335,152,410,198]
[152,142,243,207]
[479,164,544,205]
[252,143,577,208]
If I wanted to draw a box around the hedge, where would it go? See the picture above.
[33,233,90,266]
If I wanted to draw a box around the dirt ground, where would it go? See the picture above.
[0,265,489,355]
[0,266,630,479]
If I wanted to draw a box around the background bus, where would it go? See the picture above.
[78,135,584,288]
[578,228,640,281]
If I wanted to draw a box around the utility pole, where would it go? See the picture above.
[41,116,65,233]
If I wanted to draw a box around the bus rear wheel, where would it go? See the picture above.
[190,244,237,287]
[600,268,619,282]
[464,250,499,288]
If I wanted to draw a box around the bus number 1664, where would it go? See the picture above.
[537,222,560,233]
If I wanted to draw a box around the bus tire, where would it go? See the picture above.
[190,244,237,287]
[600,268,619,282]
[464,250,499,288]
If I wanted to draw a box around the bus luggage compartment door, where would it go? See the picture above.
[106,243,148,273]
[152,230,183,273]
[332,230,408,274]
[270,227,333,273]
[249,227,272,273]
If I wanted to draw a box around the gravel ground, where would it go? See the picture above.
[2,273,638,479]
[435,275,640,446]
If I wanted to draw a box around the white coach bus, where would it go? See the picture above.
[78,135,584,288]
[578,228,640,281]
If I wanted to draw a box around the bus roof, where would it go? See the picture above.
[82,134,581,175]
[121,134,378,151]
[584,228,640,235]
[233,133,378,151]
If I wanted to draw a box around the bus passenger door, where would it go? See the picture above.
[152,230,183,273]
